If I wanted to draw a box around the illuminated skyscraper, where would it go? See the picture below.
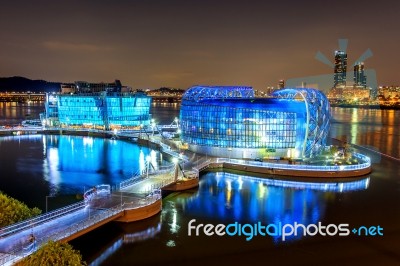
[354,62,367,87]
[334,50,347,87]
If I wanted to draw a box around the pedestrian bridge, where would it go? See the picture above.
[0,164,181,266]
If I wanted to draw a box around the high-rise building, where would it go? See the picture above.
[354,62,367,87]
[334,50,347,87]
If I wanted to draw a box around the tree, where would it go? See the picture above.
[329,145,338,156]
[0,192,41,227]
[15,241,86,266]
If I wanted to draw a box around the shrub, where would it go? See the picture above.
[15,241,86,266]
[0,192,41,227]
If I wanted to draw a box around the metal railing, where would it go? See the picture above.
[0,201,86,238]
[136,175,176,194]
[84,184,111,202]
[47,206,123,243]
[120,193,161,210]
[119,175,143,190]
[0,194,162,266]
[217,152,371,172]
[157,141,189,161]
[119,163,175,190]
[193,159,212,172]
[46,195,161,242]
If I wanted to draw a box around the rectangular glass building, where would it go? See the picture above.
[44,92,152,130]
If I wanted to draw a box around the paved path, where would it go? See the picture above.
[0,174,173,265]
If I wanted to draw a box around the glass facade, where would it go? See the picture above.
[180,101,297,149]
[334,50,347,87]
[354,62,367,87]
[51,93,151,129]
[180,86,330,159]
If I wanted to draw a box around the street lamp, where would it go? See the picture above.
[179,153,185,173]
[228,148,232,161]
[140,124,143,139]
[172,157,179,181]
[151,119,156,136]
[146,155,151,178]
[46,195,54,213]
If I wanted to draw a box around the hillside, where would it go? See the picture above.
[0,76,61,93]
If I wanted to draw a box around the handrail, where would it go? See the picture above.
[84,184,111,202]
[47,195,161,242]
[217,152,371,172]
[0,201,86,238]
[119,175,142,190]
[119,163,175,190]
[0,194,163,266]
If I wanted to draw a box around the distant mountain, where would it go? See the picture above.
[0,76,61,93]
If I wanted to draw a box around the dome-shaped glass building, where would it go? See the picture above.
[179,86,330,159]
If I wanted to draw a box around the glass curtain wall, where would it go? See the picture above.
[180,102,297,149]
[57,95,151,128]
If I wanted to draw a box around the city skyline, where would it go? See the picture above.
[0,0,399,90]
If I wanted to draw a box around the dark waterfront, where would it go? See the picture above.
[0,104,399,265]
[0,102,44,126]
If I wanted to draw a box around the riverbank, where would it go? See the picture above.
[330,103,400,110]
[0,128,372,179]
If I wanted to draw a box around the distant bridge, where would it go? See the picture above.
[0,92,45,102]
[149,95,182,103]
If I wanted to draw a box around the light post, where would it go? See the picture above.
[151,119,156,137]
[179,153,184,173]
[146,155,151,179]
[45,195,54,213]
[174,117,180,136]
[172,157,179,181]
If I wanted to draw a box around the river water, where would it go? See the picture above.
[0,102,399,265]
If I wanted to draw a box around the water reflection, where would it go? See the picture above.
[88,218,162,266]
[177,172,370,242]
[330,108,400,159]
[42,135,163,194]
[0,102,44,126]
[0,135,162,209]
[76,169,374,264]
[83,171,371,265]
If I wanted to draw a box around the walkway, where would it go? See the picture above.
[0,167,177,265]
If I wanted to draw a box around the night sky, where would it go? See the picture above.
[0,0,399,90]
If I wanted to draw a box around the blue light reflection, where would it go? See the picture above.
[180,172,369,242]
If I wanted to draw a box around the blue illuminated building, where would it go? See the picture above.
[180,86,330,159]
[44,81,152,130]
